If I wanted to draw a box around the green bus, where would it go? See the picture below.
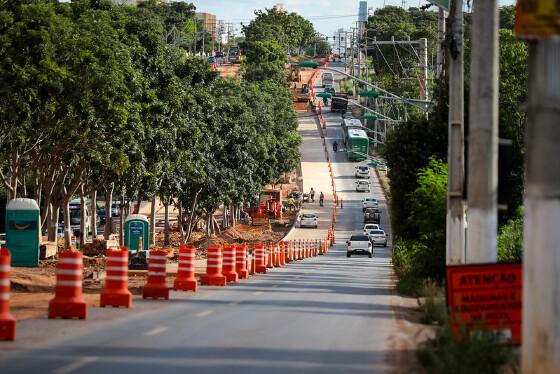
[342,118,369,161]
[346,128,369,161]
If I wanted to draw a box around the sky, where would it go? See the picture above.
[187,0,517,38]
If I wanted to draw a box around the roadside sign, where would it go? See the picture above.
[446,263,522,344]
[428,0,449,10]
[515,0,560,40]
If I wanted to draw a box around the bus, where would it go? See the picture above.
[342,118,369,161]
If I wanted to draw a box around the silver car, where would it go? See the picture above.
[299,213,318,228]
[367,229,388,247]
[355,180,371,192]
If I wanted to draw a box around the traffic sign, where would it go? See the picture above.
[446,263,522,344]
[363,114,378,121]
[428,0,449,10]
[515,0,560,40]
[316,92,332,98]
[359,90,379,98]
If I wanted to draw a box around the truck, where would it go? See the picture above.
[363,207,381,224]
[322,72,333,88]
[331,93,349,113]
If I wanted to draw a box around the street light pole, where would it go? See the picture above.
[522,37,560,374]
[446,0,466,265]
[466,0,499,264]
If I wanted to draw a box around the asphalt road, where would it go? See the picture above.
[0,69,399,374]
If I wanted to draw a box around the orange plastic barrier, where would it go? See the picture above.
[49,250,88,319]
[201,245,227,286]
[143,249,169,299]
[222,244,238,283]
[273,244,280,267]
[287,241,293,263]
[266,243,274,269]
[254,243,267,274]
[0,248,15,341]
[100,246,132,308]
[173,243,198,292]
[280,241,286,266]
[235,244,249,279]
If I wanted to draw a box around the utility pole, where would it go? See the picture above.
[522,37,560,374]
[436,8,446,78]
[446,0,466,265]
[419,38,429,100]
[466,0,499,263]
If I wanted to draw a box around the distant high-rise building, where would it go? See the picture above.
[358,1,367,36]
[195,12,217,39]
[274,4,286,12]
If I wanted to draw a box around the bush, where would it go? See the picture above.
[497,213,523,263]
[418,323,514,374]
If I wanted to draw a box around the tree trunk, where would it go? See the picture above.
[47,204,60,242]
[104,187,113,240]
[178,201,185,243]
[119,190,125,246]
[91,190,97,239]
[63,200,72,249]
[150,197,157,245]
[164,198,170,246]
[212,214,221,235]
[79,190,86,247]
[206,213,212,236]
[222,206,227,229]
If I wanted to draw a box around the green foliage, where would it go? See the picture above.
[497,209,524,263]
[418,323,514,374]
[243,40,287,83]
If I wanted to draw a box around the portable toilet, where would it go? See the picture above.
[124,214,149,253]
[5,198,40,267]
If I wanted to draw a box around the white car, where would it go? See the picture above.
[346,234,373,258]
[355,180,371,192]
[362,197,378,211]
[368,229,388,247]
[355,165,370,179]
[299,213,318,228]
[363,224,380,235]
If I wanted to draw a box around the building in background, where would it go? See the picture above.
[358,1,367,36]
[195,12,217,39]
[274,3,286,12]
[333,28,350,57]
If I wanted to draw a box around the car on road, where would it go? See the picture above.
[367,229,388,247]
[346,234,372,258]
[362,197,378,211]
[355,180,371,192]
[0,233,5,246]
[363,207,381,224]
[363,223,380,235]
[299,213,318,228]
[355,165,370,179]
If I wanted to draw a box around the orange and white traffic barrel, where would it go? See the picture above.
[173,243,198,292]
[266,243,274,269]
[200,245,227,286]
[286,241,292,263]
[279,241,286,266]
[49,250,88,319]
[222,244,238,283]
[100,246,132,308]
[249,246,256,275]
[273,244,280,267]
[235,244,249,279]
[254,243,267,274]
[0,248,15,341]
[143,249,169,299]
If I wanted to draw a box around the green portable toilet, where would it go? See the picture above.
[124,214,149,253]
[6,198,40,267]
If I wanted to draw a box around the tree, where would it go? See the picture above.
[243,40,287,83]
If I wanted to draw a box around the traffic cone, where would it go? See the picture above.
[173,243,198,292]
[254,243,267,274]
[0,248,16,341]
[266,243,274,268]
[235,244,249,279]
[100,246,132,307]
[49,250,88,319]
[222,244,238,283]
[200,245,227,286]
[143,249,169,299]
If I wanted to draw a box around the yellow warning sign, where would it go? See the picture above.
[516,0,560,40]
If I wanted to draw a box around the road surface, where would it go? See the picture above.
[0,68,405,373]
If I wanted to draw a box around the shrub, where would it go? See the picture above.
[497,213,523,263]
[418,323,514,374]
